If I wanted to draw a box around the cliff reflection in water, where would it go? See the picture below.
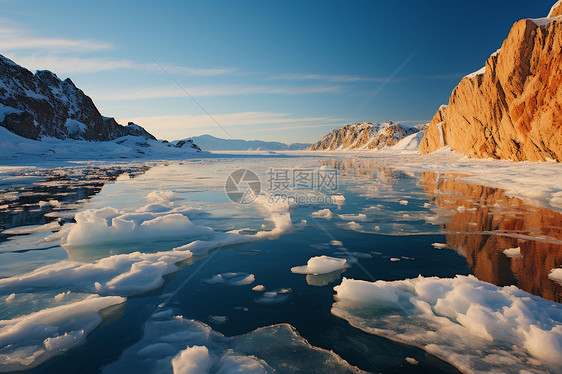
[422,172,562,302]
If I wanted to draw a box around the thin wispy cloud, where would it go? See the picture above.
[268,72,386,83]
[0,18,236,77]
[94,84,343,101]
[0,19,112,52]
[269,72,465,84]
[7,54,236,77]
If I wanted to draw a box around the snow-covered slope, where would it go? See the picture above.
[307,122,419,151]
[0,127,201,161]
[0,54,154,141]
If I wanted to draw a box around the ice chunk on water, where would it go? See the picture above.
[503,247,522,258]
[0,249,193,296]
[171,345,212,374]
[549,268,562,285]
[146,190,183,204]
[0,295,124,372]
[332,275,562,374]
[62,206,213,248]
[203,273,255,286]
[255,289,292,304]
[104,311,363,374]
[311,208,333,219]
[338,213,368,222]
[1,221,60,235]
[174,195,298,256]
[291,256,348,275]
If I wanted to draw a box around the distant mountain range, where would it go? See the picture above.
[185,134,310,151]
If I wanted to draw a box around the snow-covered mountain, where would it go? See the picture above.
[186,134,310,151]
[307,122,420,151]
[0,55,156,142]
[0,54,202,160]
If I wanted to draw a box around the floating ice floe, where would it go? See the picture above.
[311,208,333,219]
[291,256,349,275]
[203,273,255,286]
[103,310,363,374]
[174,195,300,256]
[331,195,346,206]
[255,289,292,304]
[332,275,562,374]
[503,247,523,258]
[1,221,60,235]
[549,268,562,285]
[0,249,194,297]
[61,206,214,248]
[338,213,369,222]
[0,295,125,372]
[146,190,183,204]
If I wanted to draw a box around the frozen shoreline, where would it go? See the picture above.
[2,147,561,212]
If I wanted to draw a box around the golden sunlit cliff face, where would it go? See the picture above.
[421,172,562,302]
[420,4,562,161]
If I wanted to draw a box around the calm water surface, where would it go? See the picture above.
[1,156,560,373]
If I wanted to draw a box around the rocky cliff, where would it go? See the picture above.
[0,54,155,141]
[307,122,419,151]
[420,2,562,161]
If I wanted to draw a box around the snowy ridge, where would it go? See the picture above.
[307,122,419,151]
[548,0,562,17]
[0,127,201,162]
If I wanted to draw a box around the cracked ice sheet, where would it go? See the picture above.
[103,309,364,374]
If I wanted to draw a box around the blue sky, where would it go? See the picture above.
[0,0,556,143]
